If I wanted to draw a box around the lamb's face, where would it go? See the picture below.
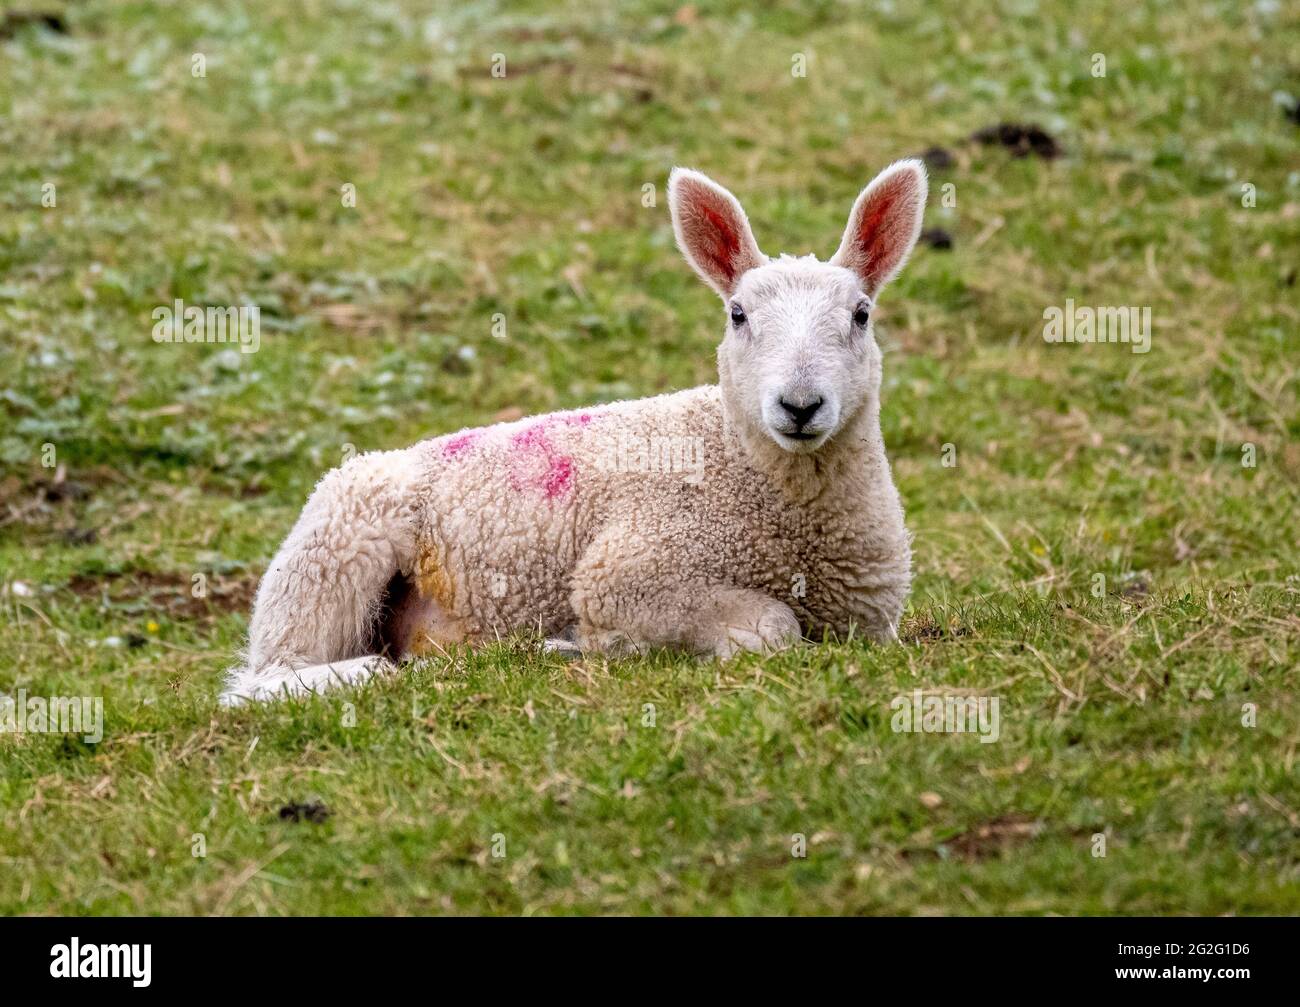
[669,160,927,456]
[720,258,876,454]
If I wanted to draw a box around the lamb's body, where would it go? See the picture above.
[223,383,909,702]
[221,160,926,703]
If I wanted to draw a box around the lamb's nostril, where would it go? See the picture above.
[778,397,824,429]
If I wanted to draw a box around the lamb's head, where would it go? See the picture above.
[668,161,926,455]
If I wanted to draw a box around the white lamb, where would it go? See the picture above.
[221,160,927,704]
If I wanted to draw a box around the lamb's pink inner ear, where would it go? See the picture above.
[692,197,742,286]
[670,170,764,297]
[833,162,926,296]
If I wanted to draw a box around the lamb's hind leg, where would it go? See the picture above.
[220,449,423,705]
[224,655,392,704]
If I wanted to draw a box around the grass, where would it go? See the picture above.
[1,0,1298,915]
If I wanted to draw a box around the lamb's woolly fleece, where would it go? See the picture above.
[222,165,921,704]
[222,371,910,703]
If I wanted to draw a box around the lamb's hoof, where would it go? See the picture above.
[714,608,802,660]
[542,637,584,661]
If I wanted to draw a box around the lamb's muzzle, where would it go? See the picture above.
[221,160,926,704]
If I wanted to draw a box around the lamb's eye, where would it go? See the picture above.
[853,304,871,327]
[730,303,747,327]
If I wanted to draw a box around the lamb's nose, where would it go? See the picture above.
[779,397,823,429]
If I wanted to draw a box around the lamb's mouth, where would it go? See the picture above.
[770,427,830,452]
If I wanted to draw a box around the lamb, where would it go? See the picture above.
[220,160,927,704]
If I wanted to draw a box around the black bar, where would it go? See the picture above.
[0,916,1286,994]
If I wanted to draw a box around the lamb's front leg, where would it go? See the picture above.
[569,531,801,659]
[577,579,800,659]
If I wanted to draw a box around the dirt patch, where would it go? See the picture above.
[35,478,93,503]
[903,614,973,642]
[66,569,258,620]
[919,227,953,250]
[905,814,1042,862]
[0,11,66,38]
[278,801,331,824]
[0,465,125,531]
[946,815,1041,860]
[1118,577,1151,601]
[916,145,955,171]
[971,122,1061,159]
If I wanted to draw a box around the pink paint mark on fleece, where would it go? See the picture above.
[510,424,550,451]
[542,456,574,498]
[440,430,483,460]
[508,421,579,500]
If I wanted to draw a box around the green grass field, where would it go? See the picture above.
[1,0,1297,915]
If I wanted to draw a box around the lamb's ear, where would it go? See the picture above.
[668,167,766,299]
[830,159,927,297]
